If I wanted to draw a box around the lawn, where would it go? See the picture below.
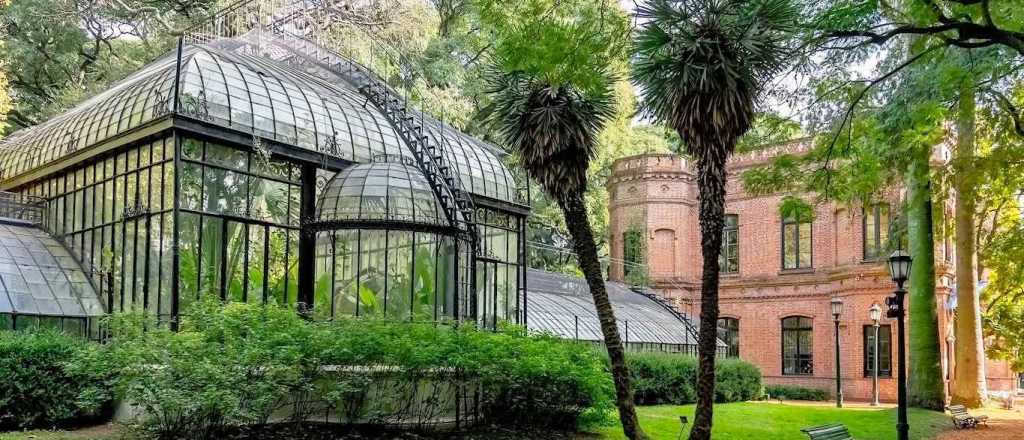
[592,402,952,440]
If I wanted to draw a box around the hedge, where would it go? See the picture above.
[764,384,830,401]
[103,300,614,438]
[627,352,762,405]
[0,330,111,430]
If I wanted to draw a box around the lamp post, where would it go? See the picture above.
[831,297,844,408]
[869,303,882,406]
[887,250,913,440]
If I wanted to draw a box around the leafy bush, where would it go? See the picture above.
[0,330,111,429]
[714,358,763,402]
[764,384,829,401]
[627,353,761,405]
[106,300,613,438]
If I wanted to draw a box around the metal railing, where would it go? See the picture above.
[0,191,46,224]
[266,29,480,252]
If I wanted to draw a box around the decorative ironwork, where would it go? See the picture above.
[179,91,212,121]
[252,134,272,166]
[121,202,150,221]
[63,131,78,156]
[371,153,417,167]
[153,91,171,117]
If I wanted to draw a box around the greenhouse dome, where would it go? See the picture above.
[313,157,449,229]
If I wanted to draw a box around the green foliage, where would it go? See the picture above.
[0,0,212,130]
[105,301,614,437]
[735,113,804,154]
[632,0,799,152]
[476,0,629,94]
[713,358,763,402]
[0,330,112,430]
[763,384,828,401]
[778,195,815,222]
[626,353,762,405]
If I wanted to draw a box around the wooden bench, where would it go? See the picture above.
[947,404,989,429]
[801,423,853,440]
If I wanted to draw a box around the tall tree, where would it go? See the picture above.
[631,0,798,438]
[951,68,987,407]
[478,0,645,438]
[905,124,947,410]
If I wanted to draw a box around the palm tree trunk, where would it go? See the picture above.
[558,193,646,440]
[906,143,946,410]
[951,77,987,407]
[689,146,728,440]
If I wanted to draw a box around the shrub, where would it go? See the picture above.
[106,301,613,438]
[0,330,112,429]
[714,358,763,402]
[764,384,829,401]
[626,353,761,405]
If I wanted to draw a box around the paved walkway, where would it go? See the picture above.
[935,408,1024,440]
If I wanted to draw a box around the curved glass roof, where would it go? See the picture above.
[525,269,704,346]
[315,157,447,227]
[0,223,104,317]
[0,42,517,203]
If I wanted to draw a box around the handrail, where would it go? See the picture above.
[266,29,479,249]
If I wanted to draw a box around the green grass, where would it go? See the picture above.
[593,402,951,440]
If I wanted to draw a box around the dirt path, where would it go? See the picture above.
[935,408,1024,440]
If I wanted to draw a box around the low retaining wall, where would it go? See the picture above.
[114,366,482,431]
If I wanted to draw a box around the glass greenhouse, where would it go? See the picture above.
[0,39,528,332]
[0,0,703,354]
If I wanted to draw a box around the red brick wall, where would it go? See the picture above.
[607,143,1017,402]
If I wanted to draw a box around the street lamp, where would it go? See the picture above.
[831,297,844,408]
[887,250,913,440]
[869,303,882,406]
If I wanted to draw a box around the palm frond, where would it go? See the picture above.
[485,69,616,200]
[632,0,798,155]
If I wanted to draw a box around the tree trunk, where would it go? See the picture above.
[951,78,987,407]
[906,142,947,410]
[688,145,728,440]
[558,194,646,440]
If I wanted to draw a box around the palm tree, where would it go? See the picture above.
[632,0,797,438]
[487,71,645,439]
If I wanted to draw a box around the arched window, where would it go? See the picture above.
[651,228,676,275]
[720,215,739,273]
[782,316,813,375]
[717,317,740,357]
[623,229,644,278]
[863,203,890,260]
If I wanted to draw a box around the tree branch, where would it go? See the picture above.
[820,44,945,197]
[985,88,1024,137]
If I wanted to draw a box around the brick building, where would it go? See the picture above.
[607,139,1020,402]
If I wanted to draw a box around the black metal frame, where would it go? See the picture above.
[781,213,813,270]
[863,324,893,377]
[862,203,890,261]
[0,34,529,331]
[721,214,739,274]
[717,317,740,357]
[781,315,814,376]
